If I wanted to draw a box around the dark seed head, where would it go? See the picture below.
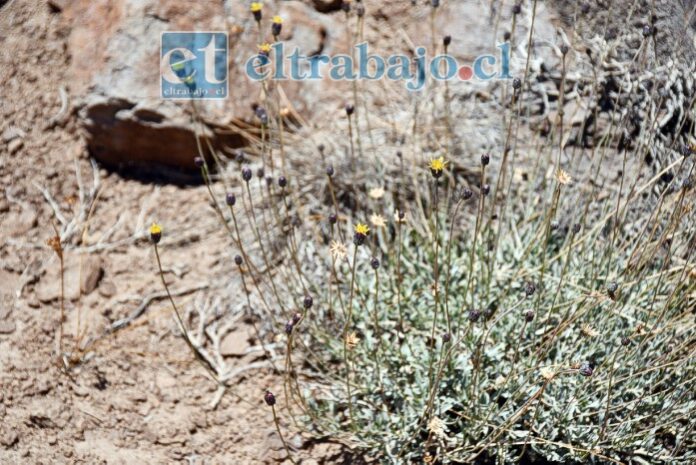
[621,336,631,346]
[303,295,313,309]
[642,24,652,37]
[560,44,569,55]
[431,0,440,7]
[481,154,490,166]
[524,310,535,322]
[264,390,276,406]
[353,232,366,246]
[356,3,365,17]
[572,223,582,234]
[225,193,236,206]
[341,0,350,13]
[194,156,204,168]
[370,257,380,270]
[512,3,521,15]
[329,213,338,225]
[579,362,594,377]
[292,312,302,325]
[461,188,473,200]
[524,281,536,297]
[242,167,252,182]
[278,176,287,188]
[345,103,355,116]
[443,35,452,47]
[442,332,451,343]
[284,321,294,334]
[468,309,481,323]
[481,184,490,196]
[256,167,265,179]
[234,255,243,266]
[265,176,273,187]
[580,3,590,14]
[607,282,618,299]
[512,77,522,90]
[326,165,335,177]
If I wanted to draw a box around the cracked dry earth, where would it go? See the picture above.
[0,1,348,464]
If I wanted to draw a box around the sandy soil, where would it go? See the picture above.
[0,1,354,463]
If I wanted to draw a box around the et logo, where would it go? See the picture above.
[160,32,228,100]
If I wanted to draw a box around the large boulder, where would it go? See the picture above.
[61,0,350,171]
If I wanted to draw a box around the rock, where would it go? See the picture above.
[79,256,103,295]
[35,255,103,301]
[36,262,81,303]
[0,320,16,334]
[1,208,37,237]
[0,429,19,448]
[219,325,253,357]
[1,126,25,143]
[98,279,116,298]
[60,0,349,172]
[7,138,23,154]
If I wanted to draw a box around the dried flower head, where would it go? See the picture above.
[368,187,385,199]
[329,240,347,260]
[370,257,380,270]
[149,223,162,244]
[429,156,447,178]
[346,332,360,349]
[242,167,252,182]
[540,367,556,381]
[370,213,387,229]
[47,235,62,257]
[427,416,447,439]
[556,168,572,185]
[581,324,599,338]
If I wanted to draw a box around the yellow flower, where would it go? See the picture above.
[250,2,263,12]
[258,43,272,54]
[354,223,370,236]
[555,168,572,185]
[149,222,162,244]
[272,15,283,24]
[370,213,387,228]
[429,156,447,177]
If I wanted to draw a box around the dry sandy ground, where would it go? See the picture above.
[0,1,352,463]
